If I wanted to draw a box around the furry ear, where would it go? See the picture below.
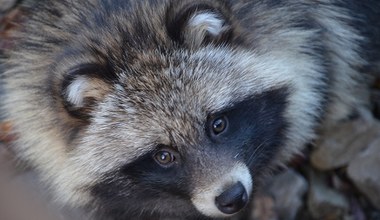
[62,64,113,118]
[167,4,231,48]
[183,11,227,47]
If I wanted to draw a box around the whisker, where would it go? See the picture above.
[247,139,270,166]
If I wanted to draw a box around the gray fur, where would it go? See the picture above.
[0,0,379,219]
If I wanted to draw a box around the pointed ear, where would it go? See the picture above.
[61,64,113,118]
[167,4,232,48]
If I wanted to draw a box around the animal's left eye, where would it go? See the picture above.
[212,116,228,135]
[154,150,176,167]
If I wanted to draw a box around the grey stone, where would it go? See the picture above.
[249,192,278,220]
[307,169,349,220]
[266,169,308,220]
[311,116,380,170]
[347,137,380,210]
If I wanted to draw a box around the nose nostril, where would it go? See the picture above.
[225,204,234,208]
[215,181,248,215]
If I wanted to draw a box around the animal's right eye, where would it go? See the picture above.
[153,149,177,167]
[212,116,228,135]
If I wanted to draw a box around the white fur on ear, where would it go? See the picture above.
[184,11,227,48]
[66,76,89,108]
[188,12,225,37]
[64,76,110,108]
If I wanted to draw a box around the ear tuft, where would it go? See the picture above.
[65,75,89,108]
[64,76,110,109]
[167,4,231,48]
[61,64,113,118]
[184,11,227,47]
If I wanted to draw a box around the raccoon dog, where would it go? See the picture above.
[0,0,379,219]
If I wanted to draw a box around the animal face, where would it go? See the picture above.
[65,47,290,218]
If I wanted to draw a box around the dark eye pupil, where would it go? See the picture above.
[213,117,226,134]
[155,151,174,165]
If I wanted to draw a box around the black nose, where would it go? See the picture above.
[215,181,248,215]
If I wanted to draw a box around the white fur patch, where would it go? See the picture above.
[191,163,252,218]
[64,76,111,109]
[65,76,89,108]
[188,12,225,37]
[184,11,226,48]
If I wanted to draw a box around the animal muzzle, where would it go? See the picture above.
[191,162,252,218]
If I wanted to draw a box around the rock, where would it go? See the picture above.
[307,169,349,220]
[311,116,380,170]
[249,192,278,220]
[349,197,366,220]
[248,169,308,220]
[265,169,308,220]
[347,137,380,210]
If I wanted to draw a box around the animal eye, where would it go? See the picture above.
[212,116,228,135]
[154,150,176,167]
